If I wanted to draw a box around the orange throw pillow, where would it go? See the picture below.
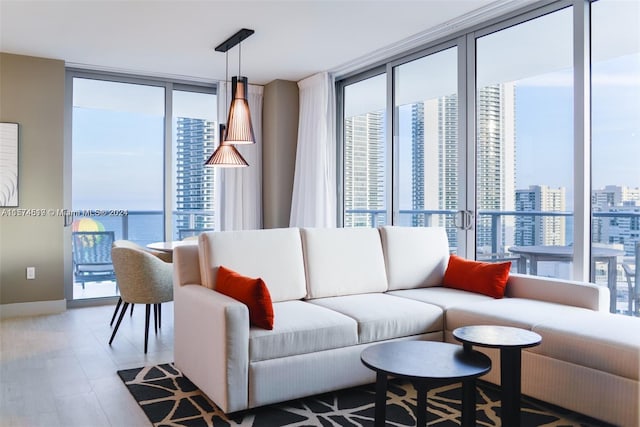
[216,266,274,329]
[443,255,511,299]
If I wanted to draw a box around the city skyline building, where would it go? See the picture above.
[344,111,385,227]
[345,83,637,263]
[411,96,459,246]
[410,83,515,253]
[175,117,216,233]
[515,185,567,246]
[411,102,425,227]
[592,185,640,255]
[476,83,516,253]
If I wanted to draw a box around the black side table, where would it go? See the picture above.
[361,341,491,427]
[453,325,542,427]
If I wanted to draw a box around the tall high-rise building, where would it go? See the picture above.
[476,83,516,253]
[411,83,515,253]
[411,102,425,227]
[515,185,566,246]
[344,111,385,227]
[592,185,640,255]
[175,117,216,231]
[411,96,459,245]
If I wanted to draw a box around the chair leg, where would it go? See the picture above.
[110,297,123,326]
[144,304,151,354]
[109,302,129,346]
[158,304,162,329]
[130,303,134,316]
[153,304,158,335]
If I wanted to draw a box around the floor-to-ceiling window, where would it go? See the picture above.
[475,8,574,278]
[67,72,216,302]
[71,77,165,300]
[172,88,218,240]
[591,0,640,314]
[342,72,387,228]
[337,1,638,315]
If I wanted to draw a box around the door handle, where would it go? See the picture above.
[454,210,465,230]
[455,210,474,230]
[464,210,474,230]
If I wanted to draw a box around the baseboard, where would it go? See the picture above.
[0,299,66,319]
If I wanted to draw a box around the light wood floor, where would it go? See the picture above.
[0,303,175,426]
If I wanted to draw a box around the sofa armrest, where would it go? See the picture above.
[505,273,609,311]
[174,283,250,413]
[173,244,202,288]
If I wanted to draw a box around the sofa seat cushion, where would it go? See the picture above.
[388,287,493,310]
[531,312,640,381]
[249,301,358,362]
[446,298,597,331]
[308,293,443,344]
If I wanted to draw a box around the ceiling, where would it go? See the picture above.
[1,0,528,85]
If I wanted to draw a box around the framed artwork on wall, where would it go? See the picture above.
[0,122,19,207]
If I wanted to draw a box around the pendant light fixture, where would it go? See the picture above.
[205,124,248,167]
[205,28,255,167]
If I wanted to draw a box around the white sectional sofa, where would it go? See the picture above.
[173,226,640,427]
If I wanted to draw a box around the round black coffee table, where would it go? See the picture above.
[361,341,491,427]
[453,325,542,427]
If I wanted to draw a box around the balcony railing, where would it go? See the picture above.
[345,208,639,316]
[72,209,216,246]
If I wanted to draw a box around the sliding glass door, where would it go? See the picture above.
[71,77,165,300]
[394,46,463,254]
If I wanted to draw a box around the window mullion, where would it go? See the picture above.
[387,63,397,225]
[164,83,174,242]
[463,33,476,259]
[572,0,591,282]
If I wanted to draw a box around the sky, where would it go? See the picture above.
[72,1,639,213]
[73,53,639,212]
[72,80,216,210]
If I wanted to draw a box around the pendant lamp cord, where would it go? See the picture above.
[225,50,229,115]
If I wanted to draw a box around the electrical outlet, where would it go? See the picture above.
[26,267,36,280]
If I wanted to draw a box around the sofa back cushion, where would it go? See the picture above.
[380,226,449,290]
[301,227,388,299]
[199,228,307,302]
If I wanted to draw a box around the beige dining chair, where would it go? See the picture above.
[109,241,171,326]
[109,240,173,353]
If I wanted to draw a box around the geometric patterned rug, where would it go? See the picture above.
[117,363,612,427]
